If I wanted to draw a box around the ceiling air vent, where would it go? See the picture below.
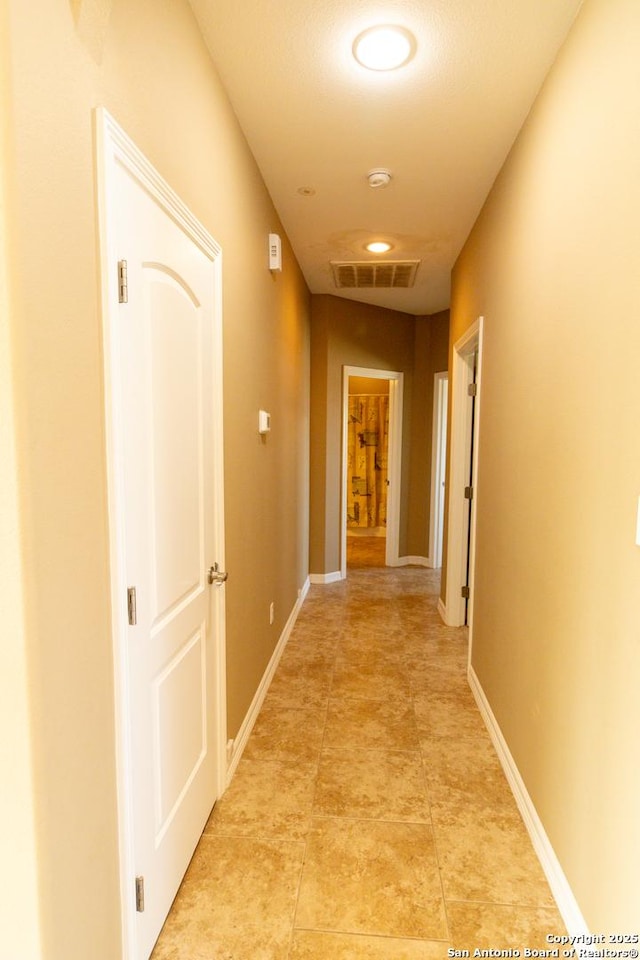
[331,260,420,289]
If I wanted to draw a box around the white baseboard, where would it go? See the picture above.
[225,587,306,785]
[347,527,387,538]
[468,665,589,935]
[309,571,343,584]
[438,596,464,626]
[299,576,310,603]
[389,555,433,568]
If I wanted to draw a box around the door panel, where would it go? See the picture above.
[146,270,204,620]
[154,626,206,835]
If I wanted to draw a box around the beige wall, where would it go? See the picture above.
[349,376,390,395]
[310,295,449,574]
[4,0,310,956]
[0,3,43,952]
[450,0,640,930]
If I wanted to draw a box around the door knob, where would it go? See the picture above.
[207,563,228,585]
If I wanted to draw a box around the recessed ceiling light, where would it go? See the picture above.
[366,241,393,254]
[353,25,416,72]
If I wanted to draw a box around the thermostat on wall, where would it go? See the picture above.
[258,410,271,434]
[268,233,282,271]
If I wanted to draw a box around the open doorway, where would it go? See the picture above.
[340,366,403,577]
[346,376,389,570]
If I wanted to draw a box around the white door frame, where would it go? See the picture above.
[443,317,484,640]
[341,366,404,578]
[96,109,227,959]
[429,371,448,569]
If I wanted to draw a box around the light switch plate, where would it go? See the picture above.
[258,410,271,434]
[268,233,282,271]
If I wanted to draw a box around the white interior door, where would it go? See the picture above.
[436,377,448,567]
[430,372,448,568]
[98,111,226,960]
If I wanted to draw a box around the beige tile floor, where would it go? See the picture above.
[151,538,566,959]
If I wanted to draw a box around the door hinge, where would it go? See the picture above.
[461,585,470,600]
[464,485,474,500]
[127,586,137,626]
[468,383,477,397]
[118,259,128,304]
[135,875,145,913]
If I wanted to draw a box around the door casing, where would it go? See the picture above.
[429,371,449,569]
[443,317,484,650]
[96,108,227,959]
[341,365,404,578]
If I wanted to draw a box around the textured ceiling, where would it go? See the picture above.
[189,0,583,315]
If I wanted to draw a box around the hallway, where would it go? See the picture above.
[151,546,565,958]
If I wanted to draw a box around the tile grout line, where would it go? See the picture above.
[285,599,341,958]
[292,924,451,944]
[412,622,455,949]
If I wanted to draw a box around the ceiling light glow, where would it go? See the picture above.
[353,25,415,71]
[366,241,393,254]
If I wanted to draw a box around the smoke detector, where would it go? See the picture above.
[367,168,392,189]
